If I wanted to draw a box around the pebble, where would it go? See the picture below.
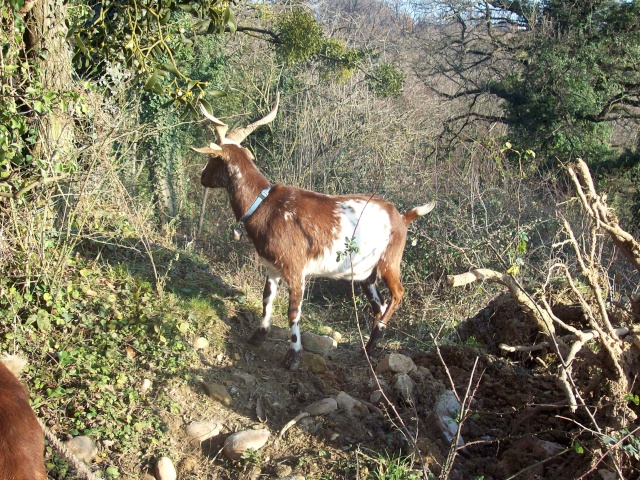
[193,337,209,350]
[376,353,416,374]
[270,325,290,341]
[222,429,270,460]
[63,436,97,463]
[369,390,384,404]
[185,421,222,442]
[233,372,256,385]
[302,352,328,373]
[154,456,177,480]
[301,332,337,354]
[393,373,415,402]
[204,382,232,406]
[140,378,152,393]
[304,398,338,416]
[335,391,369,416]
[434,390,464,446]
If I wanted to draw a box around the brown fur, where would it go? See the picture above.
[0,359,47,480]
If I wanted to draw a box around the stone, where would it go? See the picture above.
[233,371,257,385]
[63,436,97,463]
[331,331,343,341]
[155,456,177,480]
[301,332,337,355]
[193,337,209,350]
[376,353,416,374]
[434,390,464,446]
[393,373,414,402]
[271,325,290,341]
[140,378,152,394]
[185,421,222,442]
[335,391,369,416]
[274,464,293,477]
[222,429,270,461]
[598,469,617,480]
[304,398,338,416]
[302,352,328,373]
[369,390,384,404]
[204,382,232,406]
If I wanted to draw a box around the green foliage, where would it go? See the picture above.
[367,63,405,98]
[497,0,640,166]
[0,246,230,477]
[68,0,236,113]
[276,9,324,65]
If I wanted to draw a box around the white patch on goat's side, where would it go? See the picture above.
[304,200,392,281]
[283,211,294,221]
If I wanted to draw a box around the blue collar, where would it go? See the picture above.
[240,187,271,223]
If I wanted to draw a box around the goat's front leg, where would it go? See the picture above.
[248,273,281,346]
[284,276,305,370]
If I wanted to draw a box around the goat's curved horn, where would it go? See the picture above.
[226,92,279,144]
[199,103,229,143]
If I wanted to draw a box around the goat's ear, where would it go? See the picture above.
[190,144,222,154]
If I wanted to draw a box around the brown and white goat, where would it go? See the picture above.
[192,94,434,369]
[0,355,47,480]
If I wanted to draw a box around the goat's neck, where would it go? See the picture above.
[226,160,270,222]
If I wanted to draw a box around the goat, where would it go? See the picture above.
[0,355,47,480]
[192,94,435,369]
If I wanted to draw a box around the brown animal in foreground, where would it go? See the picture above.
[192,94,435,369]
[0,355,47,480]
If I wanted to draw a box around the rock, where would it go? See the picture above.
[539,439,564,457]
[233,371,257,385]
[274,464,293,477]
[376,353,416,374]
[63,436,97,463]
[185,421,222,442]
[335,391,369,416]
[232,352,241,361]
[434,390,464,446]
[271,325,290,341]
[193,337,209,350]
[331,331,343,342]
[304,398,338,416]
[204,382,232,406]
[302,352,328,373]
[393,373,414,402]
[369,390,384,404]
[154,456,177,480]
[222,429,270,460]
[140,378,152,394]
[301,332,337,354]
[598,469,617,480]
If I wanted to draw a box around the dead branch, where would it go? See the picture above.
[568,158,640,315]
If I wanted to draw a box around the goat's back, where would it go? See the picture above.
[0,360,47,480]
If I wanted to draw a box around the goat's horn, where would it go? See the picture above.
[226,92,279,144]
[199,103,229,143]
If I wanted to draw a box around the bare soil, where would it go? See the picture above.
[147,292,640,479]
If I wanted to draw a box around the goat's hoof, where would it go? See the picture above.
[284,349,301,370]
[248,328,269,346]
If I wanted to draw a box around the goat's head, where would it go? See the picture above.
[191,94,280,189]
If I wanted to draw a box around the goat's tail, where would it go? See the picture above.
[403,201,435,226]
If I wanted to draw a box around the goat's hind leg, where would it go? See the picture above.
[248,273,280,346]
[365,268,404,355]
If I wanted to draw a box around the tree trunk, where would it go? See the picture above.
[22,0,75,228]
